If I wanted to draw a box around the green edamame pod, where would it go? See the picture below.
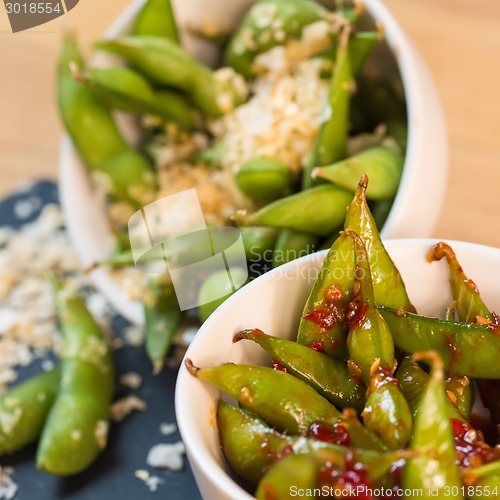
[218,403,401,486]
[234,185,353,237]
[144,279,182,374]
[186,360,340,435]
[297,232,354,359]
[241,227,280,263]
[37,280,114,476]
[396,357,466,422]
[403,352,463,499]
[313,146,404,200]
[428,242,493,324]
[272,229,319,268]
[57,34,157,206]
[197,268,248,323]
[349,31,380,77]
[0,369,60,456]
[303,26,352,189]
[132,0,179,43]
[236,157,293,201]
[345,175,415,311]
[379,308,500,379]
[428,242,493,425]
[256,454,318,500]
[234,329,365,412]
[346,230,394,385]
[95,36,245,118]
[224,0,331,79]
[74,66,199,130]
[463,462,500,499]
[347,230,412,449]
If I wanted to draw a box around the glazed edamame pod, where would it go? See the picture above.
[428,242,496,426]
[313,146,404,200]
[234,185,353,237]
[428,242,493,324]
[346,231,395,385]
[95,37,245,118]
[185,360,340,435]
[272,229,319,269]
[132,0,179,42]
[224,0,332,79]
[345,175,415,311]
[0,369,60,456]
[347,231,412,449]
[445,374,472,421]
[396,357,466,422]
[218,403,398,485]
[256,454,318,500]
[236,157,293,201]
[379,308,500,379]
[58,34,157,207]
[74,66,199,130]
[37,280,114,476]
[144,279,182,374]
[403,352,463,499]
[297,232,355,359]
[234,329,365,412]
[302,26,352,190]
[197,268,248,323]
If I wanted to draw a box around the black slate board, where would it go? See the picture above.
[0,181,201,500]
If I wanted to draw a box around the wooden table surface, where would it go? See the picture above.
[1,0,499,245]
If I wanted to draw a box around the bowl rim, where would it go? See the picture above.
[175,237,500,499]
[58,0,448,325]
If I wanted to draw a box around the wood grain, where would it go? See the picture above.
[1,1,499,245]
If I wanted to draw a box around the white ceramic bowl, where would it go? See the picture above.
[175,239,500,499]
[59,0,448,324]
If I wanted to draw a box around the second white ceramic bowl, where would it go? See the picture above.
[175,239,500,499]
[59,0,448,324]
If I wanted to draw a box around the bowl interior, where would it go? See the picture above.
[176,239,500,499]
[59,0,447,324]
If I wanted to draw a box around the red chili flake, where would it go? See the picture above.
[310,341,325,353]
[345,301,368,328]
[274,444,294,461]
[271,359,288,373]
[319,451,373,499]
[451,419,500,468]
[308,422,350,446]
[303,309,336,330]
[457,266,463,273]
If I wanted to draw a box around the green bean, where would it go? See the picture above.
[74,66,199,130]
[379,307,500,379]
[234,185,353,237]
[345,175,415,311]
[132,0,179,42]
[224,0,331,79]
[403,352,463,498]
[197,268,248,323]
[234,328,365,412]
[144,279,182,374]
[58,33,157,207]
[303,26,352,189]
[0,369,60,456]
[95,36,245,118]
[272,229,319,268]
[37,279,114,476]
[236,157,293,201]
[313,146,404,200]
[297,231,354,359]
